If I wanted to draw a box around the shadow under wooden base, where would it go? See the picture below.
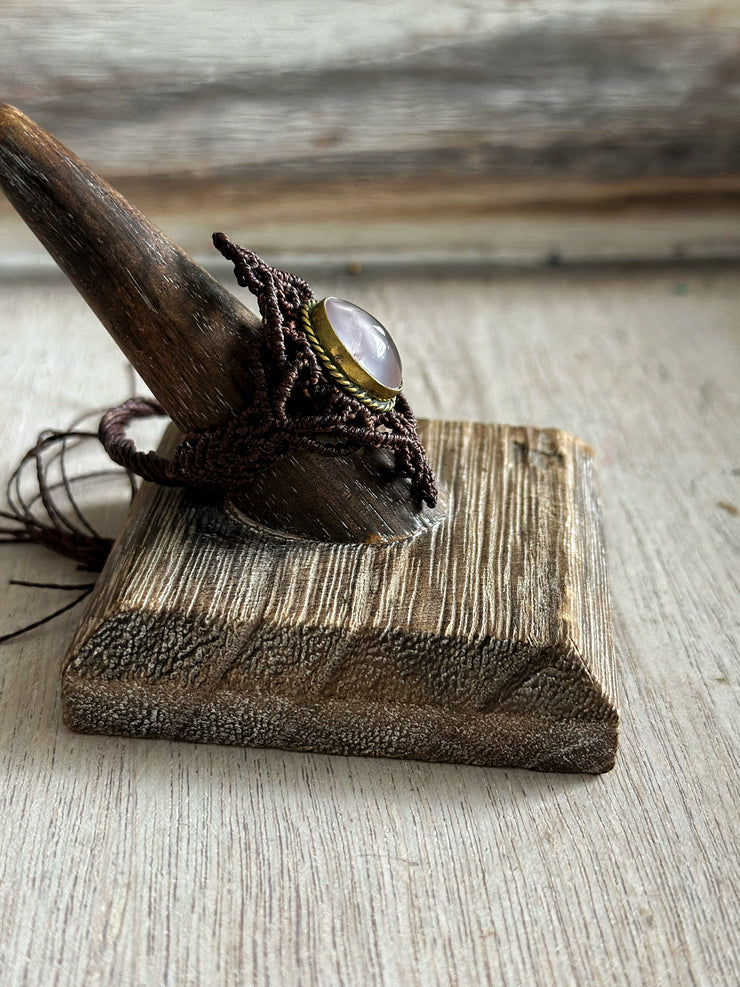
[62,419,619,773]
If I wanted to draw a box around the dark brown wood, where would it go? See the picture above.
[62,419,620,774]
[0,103,443,542]
[0,103,261,433]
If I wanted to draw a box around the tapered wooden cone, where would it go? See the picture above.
[0,113,619,773]
[0,103,260,433]
[0,104,443,541]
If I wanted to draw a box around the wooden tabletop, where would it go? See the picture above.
[2,2,739,982]
[1,260,737,985]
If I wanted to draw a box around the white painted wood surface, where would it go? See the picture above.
[0,262,738,985]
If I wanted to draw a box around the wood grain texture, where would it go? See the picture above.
[0,103,261,433]
[1,1,740,270]
[0,266,738,984]
[62,421,618,773]
[0,103,441,542]
[3,1,739,186]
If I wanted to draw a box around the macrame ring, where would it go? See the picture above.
[298,300,402,412]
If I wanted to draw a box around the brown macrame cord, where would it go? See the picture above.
[99,234,438,508]
[1,238,436,642]
[0,411,139,644]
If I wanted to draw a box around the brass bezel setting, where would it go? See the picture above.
[299,298,403,412]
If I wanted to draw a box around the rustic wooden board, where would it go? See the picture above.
[2,0,740,270]
[62,420,618,773]
[1,266,738,985]
[5,1,739,188]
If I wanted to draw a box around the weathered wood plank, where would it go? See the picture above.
[1,0,739,268]
[62,420,618,773]
[4,1,739,186]
[0,266,738,985]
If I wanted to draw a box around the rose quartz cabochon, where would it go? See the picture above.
[325,297,402,391]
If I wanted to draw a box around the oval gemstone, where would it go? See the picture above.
[324,297,403,393]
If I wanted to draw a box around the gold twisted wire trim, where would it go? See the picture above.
[298,300,398,412]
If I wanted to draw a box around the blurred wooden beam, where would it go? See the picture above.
[2,1,739,267]
[5,2,738,184]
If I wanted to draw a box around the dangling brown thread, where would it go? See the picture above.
[0,414,137,570]
[0,581,95,646]
[2,240,437,642]
[0,410,139,644]
[100,234,438,508]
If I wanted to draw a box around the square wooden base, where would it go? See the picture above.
[62,420,619,773]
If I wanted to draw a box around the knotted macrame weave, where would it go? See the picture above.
[100,234,437,509]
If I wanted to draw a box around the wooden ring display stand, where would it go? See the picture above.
[0,104,619,773]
